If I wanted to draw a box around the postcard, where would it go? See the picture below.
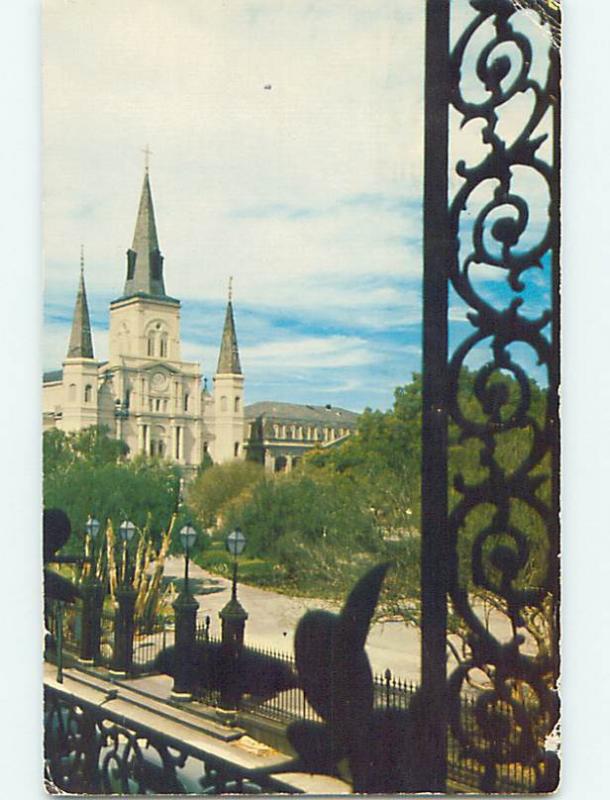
[42,0,560,794]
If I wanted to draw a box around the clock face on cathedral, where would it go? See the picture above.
[151,370,168,391]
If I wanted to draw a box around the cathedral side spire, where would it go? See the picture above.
[67,247,94,359]
[123,165,166,298]
[216,282,242,374]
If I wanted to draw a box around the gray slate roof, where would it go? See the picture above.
[67,269,94,358]
[216,301,242,374]
[245,401,359,426]
[122,171,167,298]
[43,369,63,383]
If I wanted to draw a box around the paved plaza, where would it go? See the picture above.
[162,557,518,683]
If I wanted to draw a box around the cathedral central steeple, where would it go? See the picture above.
[123,168,166,298]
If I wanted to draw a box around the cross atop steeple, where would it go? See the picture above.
[80,244,84,275]
[142,144,152,173]
[228,275,233,302]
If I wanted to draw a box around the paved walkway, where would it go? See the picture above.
[164,557,423,682]
[163,557,523,684]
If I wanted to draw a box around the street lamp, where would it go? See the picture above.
[226,527,246,600]
[85,515,100,573]
[220,528,248,712]
[80,515,102,665]
[119,519,136,584]
[179,523,197,598]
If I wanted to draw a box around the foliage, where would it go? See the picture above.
[43,426,128,475]
[303,378,422,537]
[214,470,382,594]
[186,460,264,530]
[43,426,184,628]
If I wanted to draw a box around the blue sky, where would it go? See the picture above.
[43,0,554,412]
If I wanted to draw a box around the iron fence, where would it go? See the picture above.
[233,642,537,792]
[239,644,320,725]
[132,618,171,670]
[48,607,539,791]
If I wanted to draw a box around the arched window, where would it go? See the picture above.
[155,398,161,412]
[151,426,165,458]
[84,384,92,403]
[234,442,240,457]
[184,392,189,412]
[160,334,168,358]
[220,396,227,412]
[147,333,155,356]
[234,396,240,412]
[68,383,76,401]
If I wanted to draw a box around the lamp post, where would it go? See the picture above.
[85,515,101,569]
[111,519,137,676]
[79,516,103,665]
[219,528,248,713]
[226,527,246,601]
[172,521,199,701]
[179,523,197,599]
[118,519,136,584]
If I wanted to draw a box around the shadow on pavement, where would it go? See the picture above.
[161,576,227,596]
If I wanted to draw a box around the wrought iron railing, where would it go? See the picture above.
[48,600,547,792]
[43,683,304,795]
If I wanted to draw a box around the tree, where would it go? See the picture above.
[222,470,382,593]
[43,427,184,628]
[43,426,128,475]
[186,460,264,530]
[304,378,422,538]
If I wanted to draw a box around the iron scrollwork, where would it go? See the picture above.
[444,0,560,792]
[43,686,283,794]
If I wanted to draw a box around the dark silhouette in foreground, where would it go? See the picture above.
[287,562,429,793]
[43,508,82,604]
[152,641,298,703]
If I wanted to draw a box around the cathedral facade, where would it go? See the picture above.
[43,169,357,474]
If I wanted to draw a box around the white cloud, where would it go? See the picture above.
[243,335,375,369]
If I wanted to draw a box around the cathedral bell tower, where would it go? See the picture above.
[102,161,203,470]
[211,279,245,463]
[61,248,99,431]
[108,164,181,366]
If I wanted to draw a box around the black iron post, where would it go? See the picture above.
[171,586,199,700]
[56,602,64,684]
[420,0,450,791]
[111,584,136,676]
[218,596,248,711]
[79,579,104,664]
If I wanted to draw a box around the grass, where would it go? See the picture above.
[191,538,382,603]
[193,540,286,588]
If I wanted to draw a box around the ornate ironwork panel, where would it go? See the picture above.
[43,685,298,795]
[422,0,560,793]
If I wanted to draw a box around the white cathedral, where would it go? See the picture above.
[42,168,359,475]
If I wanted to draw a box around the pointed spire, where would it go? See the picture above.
[216,280,242,374]
[67,247,94,359]
[123,165,166,298]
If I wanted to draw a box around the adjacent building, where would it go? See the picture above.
[42,168,357,473]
